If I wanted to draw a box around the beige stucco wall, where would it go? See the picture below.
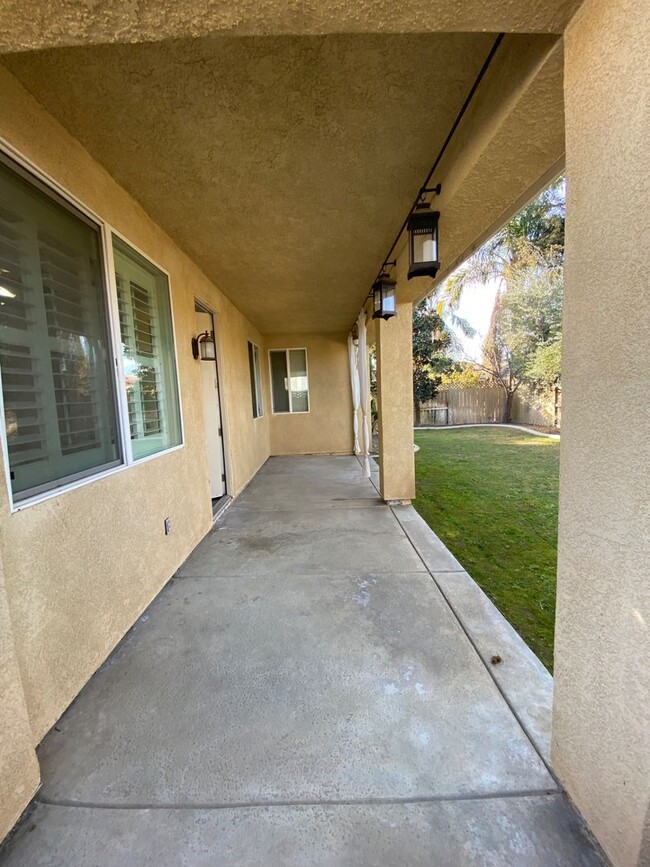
[553,1,650,865]
[0,557,40,840]
[0,0,582,55]
[0,65,272,836]
[266,333,353,457]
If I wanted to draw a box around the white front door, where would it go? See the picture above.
[195,308,226,499]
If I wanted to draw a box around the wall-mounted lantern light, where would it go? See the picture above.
[407,202,440,281]
[372,273,397,320]
[192,330,216,361]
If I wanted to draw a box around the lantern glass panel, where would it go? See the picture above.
[373,286,383,316]
[200,334,216,360]
[382,286,396,316]
[412,229,438,264]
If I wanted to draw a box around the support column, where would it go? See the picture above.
[376,300,415,503]
[553,1,650,866]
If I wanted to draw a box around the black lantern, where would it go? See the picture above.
[372,274,397,320]
[407,202,440,280]
[192,330,216,361]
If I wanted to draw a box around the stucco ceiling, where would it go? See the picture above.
[4,33,509,333]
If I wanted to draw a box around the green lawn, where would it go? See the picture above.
[413,427,560,671]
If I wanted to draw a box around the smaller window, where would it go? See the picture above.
[113,236,182,460]
[248,341,263,419]
[269,348,309,414]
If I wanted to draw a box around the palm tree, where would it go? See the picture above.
[436,177,565,313]
[430,178,565,422]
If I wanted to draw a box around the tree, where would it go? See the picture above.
[478,252,563,421]
[431,178,565,422]
[439,361,491,389]
[525,337,562,392]
[412,301,454,425]
[434,178,565,316]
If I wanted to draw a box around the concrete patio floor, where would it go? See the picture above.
[1,456,605,866]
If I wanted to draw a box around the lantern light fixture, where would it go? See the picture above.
[372,273,397,320]
[407,201,440,281]
[192,330,216,361]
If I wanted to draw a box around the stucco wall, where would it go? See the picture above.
[0,65,272,836]
[266,333,353,457]
[0,557,40,840]
[0,0,582,54]
[553,1,650,865]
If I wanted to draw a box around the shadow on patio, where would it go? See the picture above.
[1,457,604,865]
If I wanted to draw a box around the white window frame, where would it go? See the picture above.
[268,347,310,415]
[0,138,185,513]
[247,340,264,420]
[104,227,185,465]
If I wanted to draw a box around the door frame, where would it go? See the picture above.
[194,297,230,498]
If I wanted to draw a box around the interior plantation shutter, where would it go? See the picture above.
[288,348,309,412]
[116,270,163,445]
[40,229,107,456]
[113,237,181,460]
[0,201,48,475]
[0,159,121,501]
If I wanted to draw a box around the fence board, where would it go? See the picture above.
[418,386,560,428]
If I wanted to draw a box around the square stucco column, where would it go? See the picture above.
[554,1,650,866]
[376,300,415,503]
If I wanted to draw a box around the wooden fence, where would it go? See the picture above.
[418,386,561,429]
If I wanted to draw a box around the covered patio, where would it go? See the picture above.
[1,457,603,865]
[0,0,647,862]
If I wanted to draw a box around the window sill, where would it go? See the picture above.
[271,410,311,416]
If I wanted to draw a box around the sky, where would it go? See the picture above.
[447,277,500,362]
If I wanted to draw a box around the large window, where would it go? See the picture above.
[248,341,263,419]
[0,154,183,506]
[0,157,121,501]
[269,348,309,414]
[113,237,181,459]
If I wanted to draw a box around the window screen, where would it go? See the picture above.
[248,341,263,419]
[113,237,181,459]
[269,348,309,413]
[0,157,121,501]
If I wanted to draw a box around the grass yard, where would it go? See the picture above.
[413,426,560,671]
